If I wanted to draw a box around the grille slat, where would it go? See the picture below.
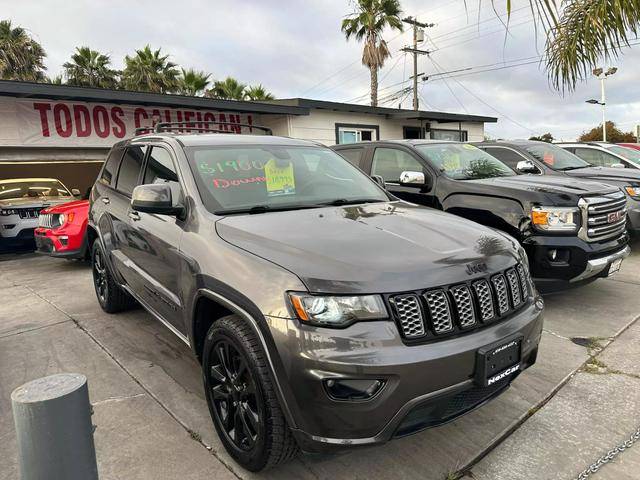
[505,269,522,308]
[424,290,454,334]
[391,295,426,339]
[473,279,496,322]
[516,264,529,299]
[583,193,627,241]
[451,285,477,328]
[491,275,510,315]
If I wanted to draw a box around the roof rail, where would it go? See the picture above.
[153,121,272,135]
[134,126,155,135]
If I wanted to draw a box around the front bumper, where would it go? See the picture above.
[271,298,544,453]
[523,233,628,285]
[0,216,37,241]
[34,228,86,259]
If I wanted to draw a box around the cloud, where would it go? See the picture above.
[3,0,639,140]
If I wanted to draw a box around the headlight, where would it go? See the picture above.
[0,209,18,216]
[625,186,640,198]
[531,206,579,232]
[289,293,387,327]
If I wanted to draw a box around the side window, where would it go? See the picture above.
[143,146,182,205]
[100,147,124,186]
[116,145,147,196]
[574,148,608,166]
[337,148,364,167]
[371,147,423,183]
[484,148,526,170]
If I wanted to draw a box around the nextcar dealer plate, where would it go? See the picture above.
[475,336,522,387]
[608,258,623,277]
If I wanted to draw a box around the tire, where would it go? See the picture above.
[91,241,137,313]
[202,315,299,471]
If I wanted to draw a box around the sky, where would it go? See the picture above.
[3,0,640,141]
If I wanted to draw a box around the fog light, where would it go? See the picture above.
[59,236,68,246]
[324,378,385,401]
[548,249,558,261]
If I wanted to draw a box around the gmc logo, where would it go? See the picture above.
[607,211,624,223]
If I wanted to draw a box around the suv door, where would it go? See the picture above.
[127,144,187,332]
[108,144,147,292]
[368,146,437,207]
[483,146,537,173]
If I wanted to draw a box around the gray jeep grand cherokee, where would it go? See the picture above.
[88,123,544,471]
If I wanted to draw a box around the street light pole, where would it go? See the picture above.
[588,67,617,142]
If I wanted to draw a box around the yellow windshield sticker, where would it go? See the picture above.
[462,144,478,150]
[264,159,295,196]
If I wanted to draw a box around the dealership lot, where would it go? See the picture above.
[1,240,639,480]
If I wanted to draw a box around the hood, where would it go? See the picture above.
[216,202,521,294]
[563,166,640,186]
[0,196,74,209]
[41,199,89,214]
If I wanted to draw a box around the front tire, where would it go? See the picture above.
[203,315,299,471]
[91,241,136,313]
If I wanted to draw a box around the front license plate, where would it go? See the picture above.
[475,337,522,387]
[608,258,623,277]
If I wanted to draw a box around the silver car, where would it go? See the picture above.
[0,178,79,248]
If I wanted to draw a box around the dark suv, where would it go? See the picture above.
[88,125,543,471]
[333,140,629,290]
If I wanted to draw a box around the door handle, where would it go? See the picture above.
[128,211,140,221]
[101,197,110,204]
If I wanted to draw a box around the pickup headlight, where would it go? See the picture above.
[531,206,579,232]
[0,209,18,216]
[289,293,387,327]
[625,186,640,198]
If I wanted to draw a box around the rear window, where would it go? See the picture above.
[337,148,364,167]
[116,146,147,196]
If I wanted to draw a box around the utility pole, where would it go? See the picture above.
[401,16,433,111]
[586,67,617,142]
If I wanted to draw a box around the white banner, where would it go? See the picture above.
[0,97,255,148]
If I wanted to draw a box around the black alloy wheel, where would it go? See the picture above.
[92,245,108,304]
[207,339,262,452]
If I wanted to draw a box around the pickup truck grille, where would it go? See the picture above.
[390,263,530,341]
[580,192,627,241]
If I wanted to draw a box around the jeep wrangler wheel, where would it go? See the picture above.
[91,242,136,313]
[203,315,298,471]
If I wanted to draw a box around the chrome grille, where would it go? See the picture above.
[491,274,509,314]
[391,295,425,338]
[580,192,627,241]
[424,290,454,334]
[516,263,529,299]
[505,269,522,307]
[450,285,476,328]
[473,279,495,322]
[18,208,41,219]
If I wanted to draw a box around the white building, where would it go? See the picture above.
[0,80,496,191]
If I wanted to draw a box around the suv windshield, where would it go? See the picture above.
[0,180,71,200]
[605,145,640,166]
[416,143,514,180]
[186,145,388,214]
[525,144,590,170]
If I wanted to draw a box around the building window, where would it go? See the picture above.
[335,123,379,144]
[430,129,468,142]
[403,126,424,139]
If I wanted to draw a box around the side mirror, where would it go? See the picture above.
[371,174,386,189]
[516,160,540,174]
[611,163,625,169]
[399,170,425,186]
[131,183,183,216]
[71,188,81,196]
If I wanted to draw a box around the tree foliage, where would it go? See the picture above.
[578,121,636,142]
[341,0,403,106]
[245,84,275,101]
[206,76,247,100]
[529,132,555,143]
[63,47,119,88]
[178,68,211,96]
[121,45,180,93]
[0,20,46,81]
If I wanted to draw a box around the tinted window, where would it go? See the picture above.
[606,145,640,166]
[116,146,147,195]
[337,148,364,167]
[143,146,182,205]
[574,148,624,167]
[484,147,528,169]
[526,144,589,170]
[185,146,387,213]
[100,147,124,186]
[371,148,423,182]
[416,144,514,180]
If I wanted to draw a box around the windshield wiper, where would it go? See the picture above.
[318,198,385,206]
[215,204,320,215]
[558,165,590,171]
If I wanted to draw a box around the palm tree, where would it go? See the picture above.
[205,77,247,100]
[63,47,119,88]
[341,0,403,106]
[245,84,275,101]
[121,45,179,93]
[178,68,211,96]
[0,20,46,81]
